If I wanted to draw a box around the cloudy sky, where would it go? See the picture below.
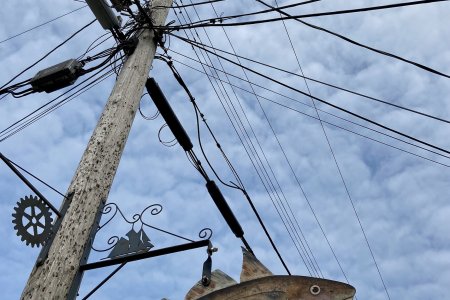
[1,0,450,299]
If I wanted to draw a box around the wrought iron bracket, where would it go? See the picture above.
[76,201,214,299]
[80,239,212,271]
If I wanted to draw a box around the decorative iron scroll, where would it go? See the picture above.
[92,203,213,259]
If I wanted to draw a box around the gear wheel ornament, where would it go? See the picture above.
[12,195,53,248]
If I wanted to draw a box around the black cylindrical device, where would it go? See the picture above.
[145,78,193,151]
[206,180,244,238]
[86,0,121,30]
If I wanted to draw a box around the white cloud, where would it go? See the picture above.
[1,0,450,299]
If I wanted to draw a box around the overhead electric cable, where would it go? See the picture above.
[256,0,450,80]
[0,61,118,142]
[167,49,450,161]
[162,52,450,162]
[77,32,114,60]
[162,0,450,30]
[170,57,450,168]
[176,0,324,276]
[0,69,115,142]
[167,52,306,272]
[172,0,264,194]
[273,0,381,293]
[168,35,450,125]
[0,43,124,137]
[173,34,450,156]
[0,5,88,44]
[0,19,96,91]
[191,3,322,277]
[169,1,295,275]
[154,0,224,8]
[170,1,258,258]
[0,47,123,138]
[235,1,390,292]
[206,1,323,278]
[192,0,320,20]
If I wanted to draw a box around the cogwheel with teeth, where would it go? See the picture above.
[12,195,53,248]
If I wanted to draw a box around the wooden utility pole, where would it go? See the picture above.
[21,1,172,299]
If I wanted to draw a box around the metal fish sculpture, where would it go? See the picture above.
[185,248,355,300]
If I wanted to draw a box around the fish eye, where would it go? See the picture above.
[310,285,321,295]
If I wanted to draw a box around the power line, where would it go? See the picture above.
[175,57,450,167]
[167,33,450,164]
[178,0,324,277]
[166,55,450,168]
[167,34,450,125]
[256,0,450,80]
[154,0,224,8]
[170,0,296,275]
[170,0,259,257]
[207,0,323,278]
[0,62,118,142]
[77,32,114,60]
[191,1,319,277]
[269,0,349,283]
[0,19,96,92]
[0,5,88,44]
[163,0,450,30]
[272,0,388,296]
[0,40,130,140]
[169,40,450,165]
[175,0,297,272]
[194,0,320,21]
[173,34,450,156]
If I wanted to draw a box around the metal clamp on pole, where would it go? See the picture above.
[202,245,218,286]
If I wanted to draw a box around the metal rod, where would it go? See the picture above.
[82,263,127,300]
[0,152,61,217]
[81,239,211,271]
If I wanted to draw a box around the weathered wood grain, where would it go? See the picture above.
[21,1,173,299]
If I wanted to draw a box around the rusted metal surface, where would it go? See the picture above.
[240,247,273,282]
[185,269,237,300]
[196,275,355,300]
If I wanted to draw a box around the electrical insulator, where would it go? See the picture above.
[206,180,244,238]
[145,77,194,151]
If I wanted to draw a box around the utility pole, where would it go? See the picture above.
[21,1,173,299]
